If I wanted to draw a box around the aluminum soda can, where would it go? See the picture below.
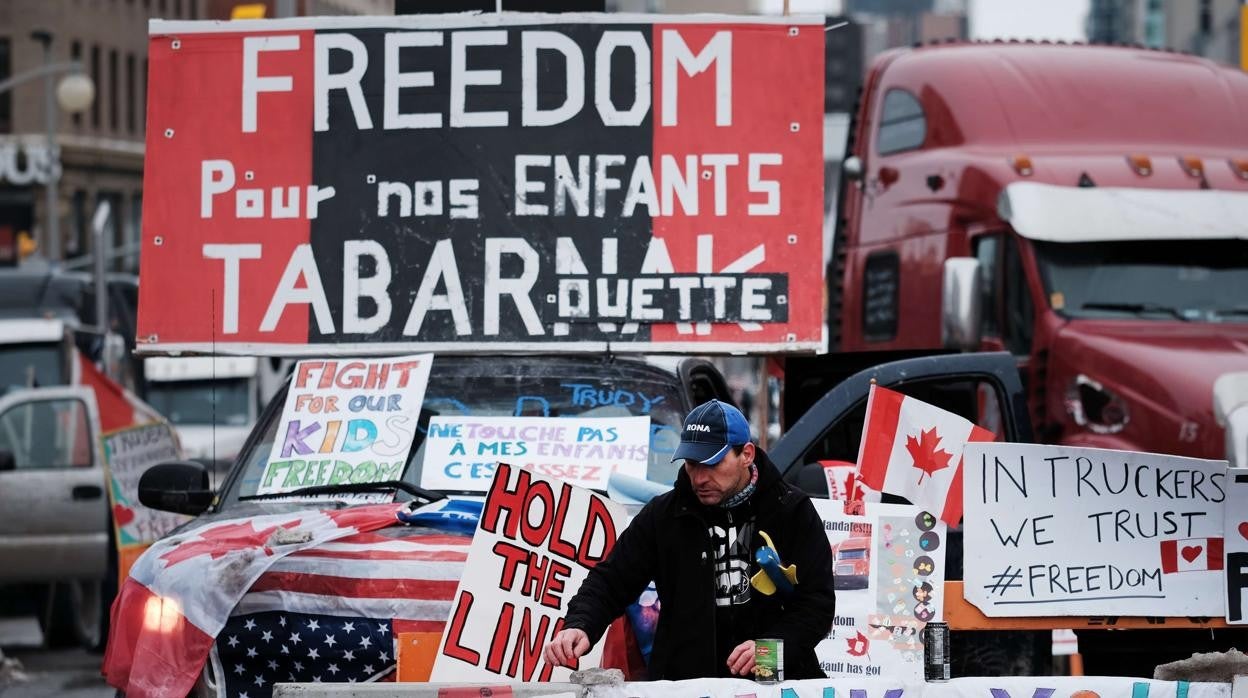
[754,638,784,683]
[923,622,950,681]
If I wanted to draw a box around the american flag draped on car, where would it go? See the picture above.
[102,500,477,698]
[213,529,470,698]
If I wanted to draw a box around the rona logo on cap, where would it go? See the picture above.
[687,424,712,432]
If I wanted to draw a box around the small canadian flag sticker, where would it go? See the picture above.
[1159,537,1224,573]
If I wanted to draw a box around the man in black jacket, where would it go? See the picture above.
[544,399,836,680]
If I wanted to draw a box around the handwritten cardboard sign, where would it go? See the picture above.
[964,443,1227,617]
[432,463,626,682]
[813,500,946,680]
[258,355,432,495]
[103,422,188,548]
[420,416,650,492]
[1223,471,1248,624]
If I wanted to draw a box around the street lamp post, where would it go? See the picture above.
[30,30,59,262]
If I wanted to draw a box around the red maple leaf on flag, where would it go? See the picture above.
[847,631,870,656]
[159,519,302,567]
[906,427,953,485]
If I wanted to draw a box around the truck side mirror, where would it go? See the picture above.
[842,155,864,181]
[139,461,214,516]
[0,449,14,472]
[942,257,983,352]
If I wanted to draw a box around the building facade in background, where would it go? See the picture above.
[0,0,392,270]
[1088,0,1241,66]
[0,0,202,271]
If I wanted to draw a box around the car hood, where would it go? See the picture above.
[1052,319,1248,457]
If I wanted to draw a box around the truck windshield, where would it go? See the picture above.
[1033,239,1248,323]
[0,343,65,392]
[146,378,252,426]
[219,357,688,506]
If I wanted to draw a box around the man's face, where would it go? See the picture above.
[684,442,755,506]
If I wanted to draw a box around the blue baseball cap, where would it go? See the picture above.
[672,399,751,465]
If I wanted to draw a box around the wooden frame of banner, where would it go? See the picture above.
[944,581,1229,630]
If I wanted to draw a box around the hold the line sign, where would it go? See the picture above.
[963,443,1227,617]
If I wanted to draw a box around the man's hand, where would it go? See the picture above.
[727,639,756,677]
[544,628,590,669]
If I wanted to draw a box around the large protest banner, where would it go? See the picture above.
[420,415,650,491]
[812,500,947,680]
[102,421,188,581]
[431,462,626,681]
[135,14,825,356]
[1224,470,1248,624]
[964,443,1227,617]
[258,354,432,495]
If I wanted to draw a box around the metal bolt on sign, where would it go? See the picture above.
[154,236,163,246]
[171,39,181,50]
[164,128,174,138]
[789,122,800,132]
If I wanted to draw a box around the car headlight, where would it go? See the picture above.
[1065,374,1129,434]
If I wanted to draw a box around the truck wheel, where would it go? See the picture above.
[39,579,103,649]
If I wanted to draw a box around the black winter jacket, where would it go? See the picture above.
[563,449,836,680]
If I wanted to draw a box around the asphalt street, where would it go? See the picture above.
[0,619,113,698]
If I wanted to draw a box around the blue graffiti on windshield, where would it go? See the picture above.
[561,383,666,414]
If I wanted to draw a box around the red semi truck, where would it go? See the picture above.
[816,40,1248,467]
[779,40,1248,676]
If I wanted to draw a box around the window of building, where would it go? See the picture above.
[0,39,10,134]
[189,0,198,18]
[109,50,119,132]
[126,54,136,134]
[91,45,101,129]
[69,190,88,260]
[70,41,83,128]
[174,0,183,17]
[97,191,124,270]
[1199,0,1212,34]
[876,89,926,155]
[142,58,148,133]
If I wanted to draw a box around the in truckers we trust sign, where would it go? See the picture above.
[137,13,825,355]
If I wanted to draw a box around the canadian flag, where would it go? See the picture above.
[1160,537,1224,573]
[102,503,404,698]
[855,385,994,526]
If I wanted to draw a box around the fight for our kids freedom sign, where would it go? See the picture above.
[963,443,1228,617]
[420,415,651,492]
[135,13,825,356]
[432,462,626,682]
[259,354,432,495]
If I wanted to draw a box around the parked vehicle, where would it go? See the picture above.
[143,356,261,475]
[133,351,1029,692]
[809,41,1248,467]
[0,317,159,649]
[798,41,1248,676]
[0,317,103,646]
[0,267,141,389]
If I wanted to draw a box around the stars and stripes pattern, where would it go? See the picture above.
[218,612,393,696]
[212,529,471,698]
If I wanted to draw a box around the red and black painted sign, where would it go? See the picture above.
[137,14,824,355]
